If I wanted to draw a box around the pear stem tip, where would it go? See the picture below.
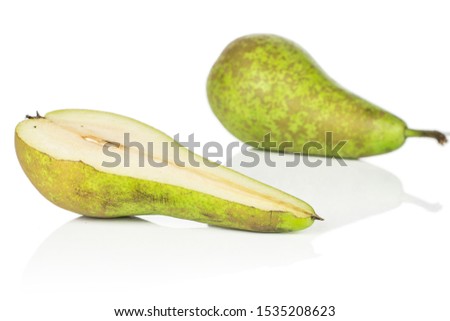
[312,213,324,221]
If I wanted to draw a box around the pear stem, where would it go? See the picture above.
[312,213,324,221]
[26,111,44,120]
[405,128,448,145]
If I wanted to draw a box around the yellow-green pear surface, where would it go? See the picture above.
[15,109,320,232]
[207,34,447,158]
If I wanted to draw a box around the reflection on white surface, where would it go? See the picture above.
[22,217,315,291]
[23,151,440,291]
[231,150,441,233]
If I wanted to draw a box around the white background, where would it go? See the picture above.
[1,0,449,320]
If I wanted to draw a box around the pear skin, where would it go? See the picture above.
[15,109,319,232]
[207,34,447,158]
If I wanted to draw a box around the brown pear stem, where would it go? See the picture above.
[312,213,324,221]
[26,111,44,119]
[405,128,448,145]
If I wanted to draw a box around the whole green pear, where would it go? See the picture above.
[15,109,320,233]
[207,34,447,158]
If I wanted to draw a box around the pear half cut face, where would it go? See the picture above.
[15,109,317,232]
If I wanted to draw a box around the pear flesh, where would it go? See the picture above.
[15,109,319,232]
[207,34,447,158]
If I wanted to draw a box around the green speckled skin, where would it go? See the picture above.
[207,34,408,158]
[15,135,313,233]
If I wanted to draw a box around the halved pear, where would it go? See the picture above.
[15,109,320,232]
